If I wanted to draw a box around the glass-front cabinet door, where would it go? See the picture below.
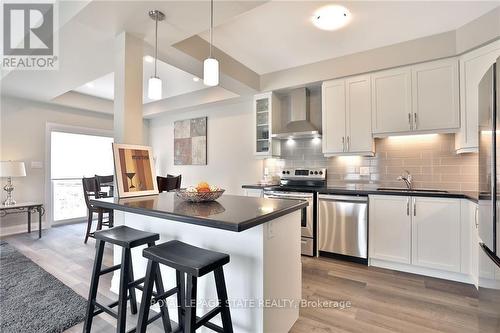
[254,92,281,157]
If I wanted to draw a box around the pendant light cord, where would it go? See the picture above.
[154,11,158,77]
[210,0,213,58]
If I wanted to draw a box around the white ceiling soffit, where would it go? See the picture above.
[198,1,500,74]
[73,58,207,103]
[0,1,265,102]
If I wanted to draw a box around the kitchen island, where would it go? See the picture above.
[91,192,307,333]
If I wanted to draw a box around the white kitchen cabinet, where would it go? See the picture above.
[371,58,459,136]
[455,40,500,154]
[322,75,374,156]
[369,195,411,264]
[411,197,461,272]
[322,79,345,155]
[411,58,459,132]
[371,67,412,135]
[254,92,281,158]
[244,188,264,198]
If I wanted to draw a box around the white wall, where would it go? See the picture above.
[1,97,120,235]
[149,98,262,195]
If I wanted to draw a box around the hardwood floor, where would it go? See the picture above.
[3,223,481,333]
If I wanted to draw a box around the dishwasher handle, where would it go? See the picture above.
[318,194,368,203]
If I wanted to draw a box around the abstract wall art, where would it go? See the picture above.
[174,116,207,165]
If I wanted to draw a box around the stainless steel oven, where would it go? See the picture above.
[264,189,315,256]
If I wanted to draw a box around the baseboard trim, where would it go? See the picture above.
[369,258,474,284]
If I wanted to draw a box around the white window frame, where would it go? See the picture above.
[45,122,113,226]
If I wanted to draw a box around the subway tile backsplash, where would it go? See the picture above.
[269,134,478,191]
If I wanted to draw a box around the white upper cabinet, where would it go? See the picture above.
[411,58,459,132]
[371,58,459,136]
[411,197,461,273]
[346,75,374,154]
[322,75,374,156]
[371,67,412,135]
[455,40,500,154]
[254,92,281,158]
[322,79,345,155]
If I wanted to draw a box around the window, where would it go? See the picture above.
[50,131,113,222]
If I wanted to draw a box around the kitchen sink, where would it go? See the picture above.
[377,187,449,194]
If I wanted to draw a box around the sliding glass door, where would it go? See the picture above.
[50,131,113,223]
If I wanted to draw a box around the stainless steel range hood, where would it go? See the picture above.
[272,88,321,139]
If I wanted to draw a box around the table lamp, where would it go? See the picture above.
[0,161,26,206]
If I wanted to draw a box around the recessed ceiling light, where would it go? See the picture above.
[193,77,200,82]
[312,5,351,31]
[85,82,95,88]
[143,55,154,63]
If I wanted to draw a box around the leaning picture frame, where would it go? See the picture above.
[112,143,159,198]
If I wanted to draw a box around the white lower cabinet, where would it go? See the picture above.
[369,195,473,283]
[411,197,460,272]
[369,195,411,264]
[244,189,263,198]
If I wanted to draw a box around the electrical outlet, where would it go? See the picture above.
[360,167,370,176]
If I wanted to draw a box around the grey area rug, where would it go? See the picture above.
[0,240,87,333]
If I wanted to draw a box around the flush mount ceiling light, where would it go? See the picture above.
[312,5,351,31]
[203,0,219,87]
[147,10,165,100]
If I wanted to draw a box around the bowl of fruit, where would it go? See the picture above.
[175,182,225,202]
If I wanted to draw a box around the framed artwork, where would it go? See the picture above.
[174,116,207,165]
[112,143,158,198]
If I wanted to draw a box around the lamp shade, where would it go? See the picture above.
[0,161,26,178]
[203,58,219,86]
[148,76,162,100]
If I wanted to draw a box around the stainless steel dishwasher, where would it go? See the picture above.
[318,194,368,264]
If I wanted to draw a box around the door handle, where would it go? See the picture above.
[346,136,350,151]
[413,197,416,216]
[342,137,345,152]
[406,197,410,216]
[475,207,479,229]
[408,113,412,130]
[413,113,417,129]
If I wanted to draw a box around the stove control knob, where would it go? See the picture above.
[282,171,286,174]
[314,171,318,175]
[310,171,313,175]
[319,171,323,175]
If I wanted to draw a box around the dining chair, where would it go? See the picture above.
[82,177,114,244]
[95,174,114,198]
[157,174,182,193]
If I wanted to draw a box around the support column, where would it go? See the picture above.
[114,32,143,144]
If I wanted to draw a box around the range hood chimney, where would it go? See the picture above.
[272,88,321,139]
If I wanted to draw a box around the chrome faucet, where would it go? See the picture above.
[397,170,413,190]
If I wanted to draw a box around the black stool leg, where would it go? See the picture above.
[127,254,138,314]
[137,260,158,333]
[117,248,131,333]
[176,271,185,330]
[83,239,105,333]
[184,274,197,333]
[152,261,172,332]
[214,267,233,333]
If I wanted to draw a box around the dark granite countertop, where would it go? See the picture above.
[241,184,478,202]
[90,192,308,232]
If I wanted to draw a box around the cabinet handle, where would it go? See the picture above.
[408,113,412,130]
[342,137,345,152]
[413,197,416,216]
[414,113,417,129]
[475,207,479,229]
[406,197,410,216]
[347,136,350,152]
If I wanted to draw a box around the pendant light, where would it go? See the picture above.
[203,0,219,86]
[148,10,165,100]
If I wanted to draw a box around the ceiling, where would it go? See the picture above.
[199,1,500,74]
[73,58,206,103]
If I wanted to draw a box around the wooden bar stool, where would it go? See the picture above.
[137,240,233,333]
[83,226,173,333]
